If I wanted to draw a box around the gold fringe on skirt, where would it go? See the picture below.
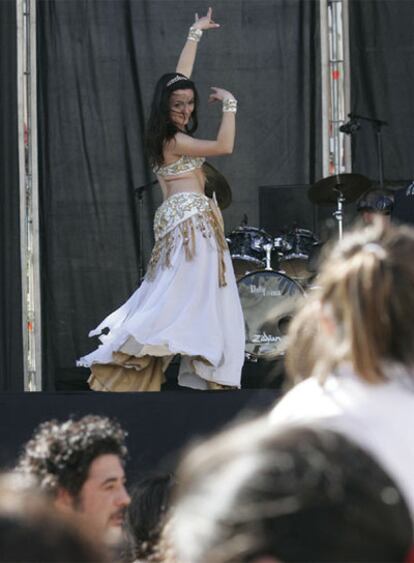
[146,193,228,287]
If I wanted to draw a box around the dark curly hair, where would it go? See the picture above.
[16,415,128,499]
[145,72,199,168]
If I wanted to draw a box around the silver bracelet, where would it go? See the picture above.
[188,26,203,42]
[222,98,238,113]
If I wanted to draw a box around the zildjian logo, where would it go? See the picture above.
[251,332,282,344]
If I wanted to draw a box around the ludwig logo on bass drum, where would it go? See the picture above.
[252,332,282,344]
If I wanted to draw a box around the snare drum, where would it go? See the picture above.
[227,226,273,279]
[278,228,319,281]
[237,270,304,360]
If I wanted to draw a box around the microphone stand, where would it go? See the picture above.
[134,179,158,283]
[346,113,388,188]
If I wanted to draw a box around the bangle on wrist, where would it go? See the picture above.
[222,97,238,113]
[188,26,203,42]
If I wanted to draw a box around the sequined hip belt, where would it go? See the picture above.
[147,192,228,286]
[153,192,213,241]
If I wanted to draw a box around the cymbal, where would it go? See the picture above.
[309,173,371,205]
[203,161,232,210]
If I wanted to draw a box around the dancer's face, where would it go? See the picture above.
[169,89,195,130]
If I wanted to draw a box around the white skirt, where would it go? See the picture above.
[78,194,245,390]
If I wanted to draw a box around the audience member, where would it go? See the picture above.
[16,414,131,546]
[0,472,108,562]
[123,473,175,562]
[357,188,393,225]
[168,421,413,562]
[270,221,414,522]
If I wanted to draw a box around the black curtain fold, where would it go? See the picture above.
[37,0,320,389]
[349,0,414,183]
[0,0,24,391]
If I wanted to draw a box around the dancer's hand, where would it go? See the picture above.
[208,87,235,103]
[192,7,220,31]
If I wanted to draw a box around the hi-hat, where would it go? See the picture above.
[203,161,232,210]
[309,173,371,205]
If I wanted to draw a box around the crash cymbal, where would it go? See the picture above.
[203,161,232,210]
[309,173,371,205]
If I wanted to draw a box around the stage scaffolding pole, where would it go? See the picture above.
[16,0,42,391]
[320,0,352,176]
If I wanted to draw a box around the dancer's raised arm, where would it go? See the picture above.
[169,87,237,157]
[176,7,220,78]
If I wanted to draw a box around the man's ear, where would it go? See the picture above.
[54,487,75,512]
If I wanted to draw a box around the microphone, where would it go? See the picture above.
[339,118,361,134]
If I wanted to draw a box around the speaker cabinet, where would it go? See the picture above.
[259,185,337,237]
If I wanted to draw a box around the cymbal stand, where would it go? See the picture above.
[333,188,345,240]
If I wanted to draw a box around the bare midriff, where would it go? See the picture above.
[157,168,206,200]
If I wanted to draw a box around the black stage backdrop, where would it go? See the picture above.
[0,390,276,480]
[37,0,321,389]
[349,0,414,183]
[0,1,24,390]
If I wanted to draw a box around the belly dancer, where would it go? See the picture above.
[78,8,245,391]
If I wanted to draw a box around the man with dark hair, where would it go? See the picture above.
[357,188,394,225]
[16,415,130,543]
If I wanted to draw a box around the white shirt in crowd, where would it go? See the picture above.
[269,363,414,523]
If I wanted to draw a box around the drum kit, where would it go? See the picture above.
[218,171,371,363]
[226,225,311,361]
[203,162,371,362]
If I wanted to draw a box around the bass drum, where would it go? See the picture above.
[237,270,304,360]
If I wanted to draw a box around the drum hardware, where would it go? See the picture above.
[273,236,292,254]
[333,191,345,239]
[245,352,259,363]
[308,173,371,239]
[263,242,274,271]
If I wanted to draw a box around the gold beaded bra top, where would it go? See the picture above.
[153,155,205,177]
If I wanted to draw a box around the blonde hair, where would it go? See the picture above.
[299,221,414,382]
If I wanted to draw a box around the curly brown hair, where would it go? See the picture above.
[16,415,128,498]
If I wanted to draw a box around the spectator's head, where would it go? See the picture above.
[124,473,175,562]
[357,188,393,225]
[169,420,413,562]
[0,472,108,562]
[16,415,130,540]
[306,222,414,382]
